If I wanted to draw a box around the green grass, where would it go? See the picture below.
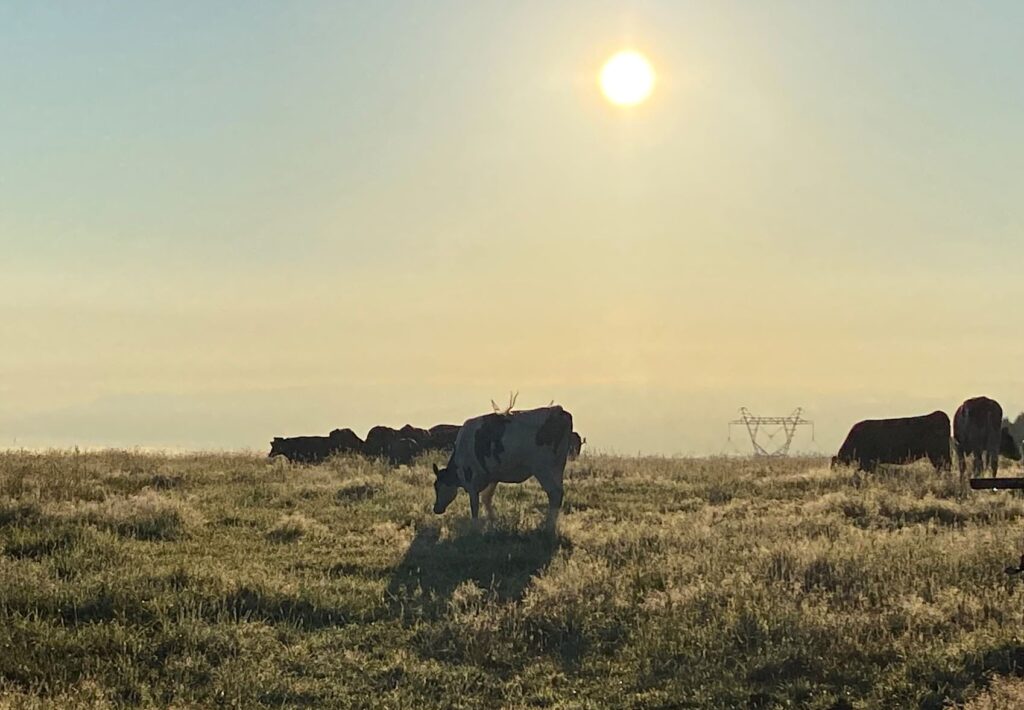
[2,450,1024,708]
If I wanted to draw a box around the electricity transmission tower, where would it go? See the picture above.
[728,408,814,457]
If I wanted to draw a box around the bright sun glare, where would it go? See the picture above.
[600,50,655,107]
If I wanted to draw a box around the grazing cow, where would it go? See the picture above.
[364,426,421,465]
[954,397,1005,479]
[426,424,460,452]
[269,436,335,463]
[832,411,951,472]
[269,428,365,463]
[1001,428,1022,462]
[432,405,573,528]
[568,431,586,460]
[386,438,421,466]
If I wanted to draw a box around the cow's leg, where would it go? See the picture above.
[956,443,967,484]
[990,441,1000,477]
[480,482,498,520]
[973,449,985,477]
[537,474,564,530]
[468,488,481,521]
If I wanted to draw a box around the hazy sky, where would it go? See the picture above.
[3,1,1024,454]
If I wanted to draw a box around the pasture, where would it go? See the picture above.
[2,451,1024,708]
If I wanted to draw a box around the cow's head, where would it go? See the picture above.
[269,437,285,457]
[1001,428,1022,461]
[432,463,459,514]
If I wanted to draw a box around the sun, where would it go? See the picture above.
[600,50,655,107]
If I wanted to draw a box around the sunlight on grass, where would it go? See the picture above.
[1,451,1023,707]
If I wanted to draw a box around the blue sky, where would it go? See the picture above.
[2,2,1023,453]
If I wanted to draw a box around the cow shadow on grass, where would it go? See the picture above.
[386,523,562,620]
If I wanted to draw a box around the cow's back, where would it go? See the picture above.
[399,425,431,446]
[365,426,399,456]
[426,424,460,452]
[954,397,1002,448]
[328,428,365,454]
[452,406,573,484]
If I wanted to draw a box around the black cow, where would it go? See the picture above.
[954,396,1006,479]
[364,426,400,457]
[1001,428,1022,462]
[269,436,331,463]
[426,424,460,452]
[832,411,951,472]
[387,438,421,466]
[365,425,421,465]
[269,428,365,463]
[328,428,365,454]
[568,431,586,460]
[398,425,431,449]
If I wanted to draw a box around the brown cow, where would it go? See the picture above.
[832,411,951,473]
[954,397,1005,480]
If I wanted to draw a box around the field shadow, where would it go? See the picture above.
[386,524,561,619]
[917,642,1024,709]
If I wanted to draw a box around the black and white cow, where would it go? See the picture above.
[432,405,573,528]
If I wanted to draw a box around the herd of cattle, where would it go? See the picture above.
[833,395,1022,478]
[264,396,1021,529]
[267,394,1019,527]
[269,420,585,466]
[269,395,1021,481]
[269,404,581,526]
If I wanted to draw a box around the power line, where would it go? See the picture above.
[728,407,814,457]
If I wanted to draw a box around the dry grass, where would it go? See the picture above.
[266,512,330,542]
[959,676,1024,709]
[1,450,1024,708]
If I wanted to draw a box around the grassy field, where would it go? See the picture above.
[2,451,1024,708]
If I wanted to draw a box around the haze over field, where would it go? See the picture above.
[3,2,1023,453]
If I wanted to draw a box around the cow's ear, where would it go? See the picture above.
[432,463,440,477]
